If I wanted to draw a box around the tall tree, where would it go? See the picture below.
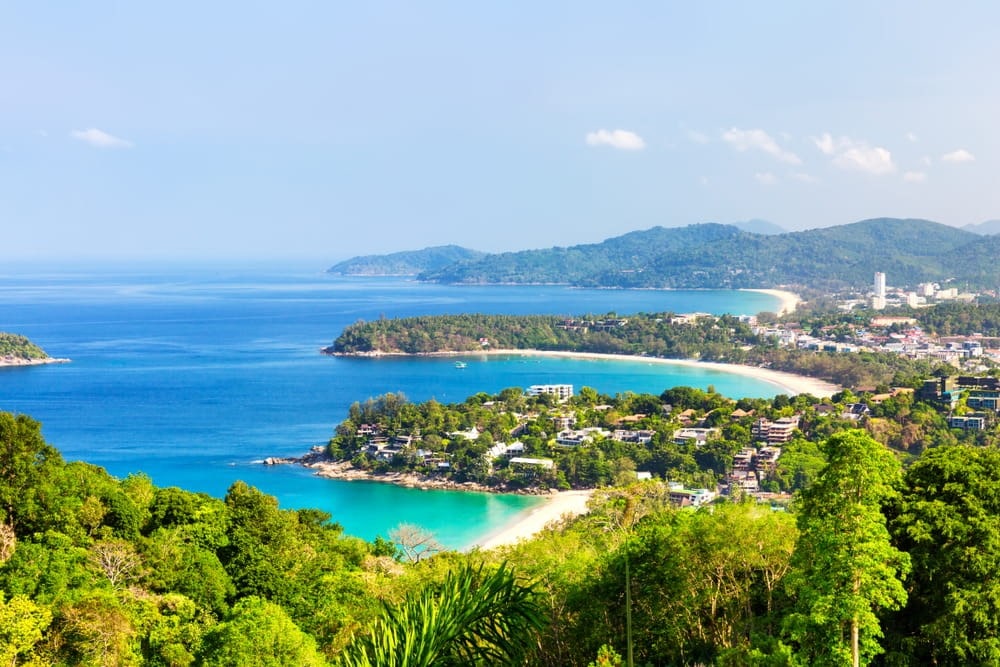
[784,430,909,667]
[0,412,63,534]
[200,596,326,667]
[888,445,1000,665]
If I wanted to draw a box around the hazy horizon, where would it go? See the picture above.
[4,3,1000,261]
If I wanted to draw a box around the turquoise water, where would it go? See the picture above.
[0,265,784,547]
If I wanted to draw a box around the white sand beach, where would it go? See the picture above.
[0,356,70,368]
[474,489,593,550]
[742,288,801,316]
[467,349,840,397]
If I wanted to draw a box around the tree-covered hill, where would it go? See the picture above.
[0,333,49,360]
[411,218,989,289]
[328,312,944,389]
[327,245,486,276]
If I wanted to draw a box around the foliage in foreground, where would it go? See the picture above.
[336,562,543,667]
[3,407,1000,665]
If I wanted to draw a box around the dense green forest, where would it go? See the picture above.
[4,404,1000,665]
[786,299,1000,340]
[329,312,947,389]
[913,300,1000,336]
[379,218,997,289]
[327,245,486,276]
[0,333,49,360]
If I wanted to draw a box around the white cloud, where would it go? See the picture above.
[812,133,895,175]
[814,133,837,155]
[755,171,778,185]
[71,127,134,149]
[790,172,818,183]
[721,127,801,164]
[585,129,645,151]
[906,132,918,143]
[903,171,927,183]
[941,148,975,163]
[920,155,932,166]
[699,176,709,187]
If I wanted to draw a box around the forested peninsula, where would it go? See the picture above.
[327,245,485,276]
[326,312,946,389]
[0,332,66,367]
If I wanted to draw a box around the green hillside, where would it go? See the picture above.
[0,333,49,360]
[327,245,486,276]
[417,218,988,289]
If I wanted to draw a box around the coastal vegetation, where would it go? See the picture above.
[322,373,978,494]
[328,312,948,388]
[0,333,48,361]
[912,300,1000,336]
[4,406,1000,665]
[327,245,485,276]
[329,218,1000,289]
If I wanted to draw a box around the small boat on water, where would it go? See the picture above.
[454,361,468,369]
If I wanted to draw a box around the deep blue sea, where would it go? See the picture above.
[0,263,783,547]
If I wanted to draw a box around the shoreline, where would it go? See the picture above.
[471,489,593,550]
[268,456,593,548]
[283,456,551,496]
[485,350,839,396]
[740,288,801,316]
[0,356,71,368]
[334,348,840,397]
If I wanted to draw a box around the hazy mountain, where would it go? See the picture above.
[418,218,987,289]
[731,219,786,235]
[961,219,1000,235]
[327,245,486,276]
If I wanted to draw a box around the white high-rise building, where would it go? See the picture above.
[874,272,886,297]
[873,272,887,310]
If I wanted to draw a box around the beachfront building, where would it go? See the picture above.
[527,384,574,401]
[611,429,656,444]
[509,456,554,470]
[555,427,610,447]
[490,441,525,458]
[673,427,720,446]
[667,483,716,508]
[751,416,800,444]
[947,413,988,431]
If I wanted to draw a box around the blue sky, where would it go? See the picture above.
[2,2,998,262]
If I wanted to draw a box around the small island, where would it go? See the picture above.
[0,332,69,367]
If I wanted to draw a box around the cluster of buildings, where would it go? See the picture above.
[751,273,998,368]
[346,379,800,504]
[917,375,1000,431]
[869,271,974,311]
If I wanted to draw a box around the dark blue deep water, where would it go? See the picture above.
[0,264,783,547]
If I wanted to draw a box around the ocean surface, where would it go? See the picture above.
[0,263,784,548]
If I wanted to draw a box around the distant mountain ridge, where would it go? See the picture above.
[328,245,486,276]
[731,219,786,235]
[331,218,996,289]
[962,219,1000,235]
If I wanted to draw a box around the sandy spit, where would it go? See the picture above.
[740,288,801,316]
[0,356,71,368]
